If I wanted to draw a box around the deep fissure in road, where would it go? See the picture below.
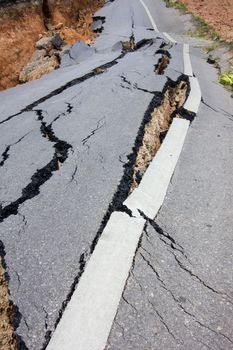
[44,74,190,349]
[131,80,187,190]
[0,38,155,224]
[0,36,161,349]
[0,108,73,350]
[0,30,194,348]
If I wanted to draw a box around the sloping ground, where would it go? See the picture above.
[0,0,104,91]
[181,0,233,41]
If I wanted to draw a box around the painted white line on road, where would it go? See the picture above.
[124,118,190,219]
[138,0,159,32]
[183,43,193,76]
[46,119,191,350]
[46,212,145,350]
[184,77,201,114]
[163,32,177,43]
[46,5,203,350]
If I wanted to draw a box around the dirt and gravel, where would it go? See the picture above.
[0,256,17,350]
[181,0,233,42]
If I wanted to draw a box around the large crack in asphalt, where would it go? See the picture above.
[0,37,154,127]
[0,103,73,170]
[43,72,193,349]
[0,109,72,224]
[0,35,158,349]
[130,78,188,190]
[0,33,196,348]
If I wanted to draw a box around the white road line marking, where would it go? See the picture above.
[184,77,201,113]
[46,4,202,350]
[138,0,159,32]
[183,43,193,76]
[124,118,190,218]
[163,32,177,43]
[46,212,145,350]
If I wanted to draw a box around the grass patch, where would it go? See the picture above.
[164,0,221,41]
[206,42,219,53]
[192,16,221,41]
[163,0,233,94]
[219,72,233,90]
[165,0,188,11]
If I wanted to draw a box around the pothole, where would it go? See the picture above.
[131,80,187,190]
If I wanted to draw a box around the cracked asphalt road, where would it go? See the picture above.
[0,0,233,349]
[0,1,184,348]
[106,4,233,349]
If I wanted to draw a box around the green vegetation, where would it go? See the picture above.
[164,0,233,94]
[165,0,188,11]
[192,16,220,41]
[165,0,221,41]
[219,72,233,89]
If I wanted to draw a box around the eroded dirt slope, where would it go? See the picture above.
[0,0,104,91]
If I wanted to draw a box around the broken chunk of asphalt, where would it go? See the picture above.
[92,16,105,33]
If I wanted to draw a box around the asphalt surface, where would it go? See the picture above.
[0,0,232,349]
[106,2,233,350]
[0,0,185,349]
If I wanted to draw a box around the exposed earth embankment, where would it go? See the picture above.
[0,0,103,90]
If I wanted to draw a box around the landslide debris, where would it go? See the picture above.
[19,33,64,83]
[0,0,104,91]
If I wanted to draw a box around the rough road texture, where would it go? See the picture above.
[0,0,233,349]
[0,0,186,347]
[106,2,233,348]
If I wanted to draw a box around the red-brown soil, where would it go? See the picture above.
[0,0,104,91]
[181,0,233,42]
